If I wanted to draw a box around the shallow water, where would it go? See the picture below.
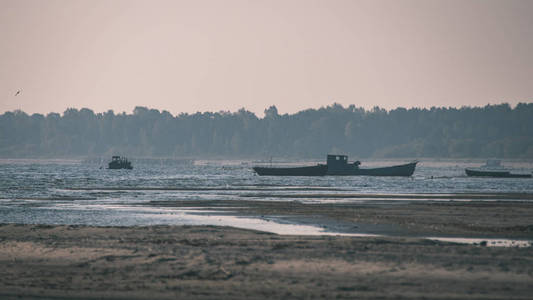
[1,158,532,244]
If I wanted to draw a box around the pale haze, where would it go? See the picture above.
[1,0,532,116]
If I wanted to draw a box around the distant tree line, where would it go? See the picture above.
[1,103,533,159]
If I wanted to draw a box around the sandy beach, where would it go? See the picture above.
[1,199,533,299]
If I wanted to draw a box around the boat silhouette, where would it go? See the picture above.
[465,161,530,178]
[253,154,417,177]
[108,156,133,170]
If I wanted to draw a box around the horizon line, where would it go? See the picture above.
[2,101,531,118]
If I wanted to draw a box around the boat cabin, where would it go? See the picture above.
[481,160,503,169]
[108,156,133,170]
[327,154,360,171]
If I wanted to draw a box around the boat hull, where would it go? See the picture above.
[326,162,417,177]
[108,164,133,170]
[465,169,531,178]
[253,165,327,176]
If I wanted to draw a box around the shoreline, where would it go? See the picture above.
[3,196,533,241]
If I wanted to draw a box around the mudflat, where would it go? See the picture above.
[1,224,532,300]
[1,199,533,299]
[149,198,533,238]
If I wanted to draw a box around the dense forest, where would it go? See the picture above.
[1,103,532,159]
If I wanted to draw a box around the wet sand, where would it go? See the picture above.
[149,198,533,238]
[1,223,533,300]
[1,198,533,299]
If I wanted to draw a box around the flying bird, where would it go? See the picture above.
[14,90,21,96]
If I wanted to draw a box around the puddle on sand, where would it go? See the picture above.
[132,208,532,246]
[139,208,379,236]
[33,204,377,237]
[175,212,533,247]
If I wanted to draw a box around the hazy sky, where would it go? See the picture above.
[1,0,532,116]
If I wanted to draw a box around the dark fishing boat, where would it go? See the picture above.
[465,168,531,178]
[108,156,133,170]
[253,164,327,176]
[325,154,417,176]
[253,154,417,176]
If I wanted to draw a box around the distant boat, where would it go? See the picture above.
[253,164,327,176]
[108,156,133,170]
[325,154,417,176]
[465,165,531,178]
[465,160,531,178]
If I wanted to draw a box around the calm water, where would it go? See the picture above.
[1,158,532,232]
